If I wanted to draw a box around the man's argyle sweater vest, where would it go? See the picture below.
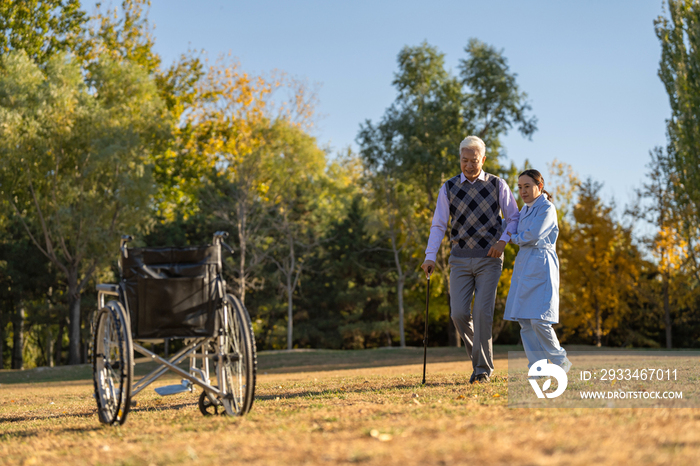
[446,172,504,258]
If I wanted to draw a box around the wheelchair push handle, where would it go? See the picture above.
[120,235,133,258]
[213,231,234,255]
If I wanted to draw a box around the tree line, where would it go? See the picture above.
[0,0,698,369]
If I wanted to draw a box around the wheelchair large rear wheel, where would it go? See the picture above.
[217,294,257,416]
[92,301,133,425]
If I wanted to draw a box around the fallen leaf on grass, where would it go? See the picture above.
[412,399,421,405]
[492,394,501,398]
[456,395,465,399]
[370,429,392,442]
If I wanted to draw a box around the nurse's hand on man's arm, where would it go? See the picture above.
[487,240,507,258]
[421,260,436,278]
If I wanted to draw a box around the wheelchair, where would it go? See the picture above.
[91,232,256,425]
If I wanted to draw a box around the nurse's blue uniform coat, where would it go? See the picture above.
[504,194,560,323]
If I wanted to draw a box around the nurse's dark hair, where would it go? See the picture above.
[518,169,553,202]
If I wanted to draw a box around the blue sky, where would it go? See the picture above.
[86,0,670,212]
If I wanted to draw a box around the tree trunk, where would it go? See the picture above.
[287,232,295,351]
[390,228,406,348]
[287,273,293,350]
[11,305,25,370]
[68,282,82,365]
[47,327,54,367]
[397,274,405,348]
[55,319,64,366]
[237,199,247,306]
[663,273,672,349]
[0,309,4,369]
[594,300,602,348]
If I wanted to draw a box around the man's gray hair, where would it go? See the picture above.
[459,136,486,158]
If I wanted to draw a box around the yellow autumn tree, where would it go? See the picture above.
[651,224,690,347]
[559,179,643,346]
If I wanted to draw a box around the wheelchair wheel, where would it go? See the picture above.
[217,294,257,416]
[92,301,133,425]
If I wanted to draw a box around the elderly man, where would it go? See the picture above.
[421,136,519,383]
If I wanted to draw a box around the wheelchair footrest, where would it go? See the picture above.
[154,379,193,396]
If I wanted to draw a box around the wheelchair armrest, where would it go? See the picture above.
[96,284,120,295]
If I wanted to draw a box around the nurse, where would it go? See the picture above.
[504,169,571,372]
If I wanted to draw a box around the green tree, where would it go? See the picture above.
[655,1,700,274]
[0,51,166,364]
[263,121,327,350]
[460,38,537,146]
[559,179,643,346]
[0,216,61,369]
[628,148,700,348]
[0,0,86,65]
[83,0,160,72]
[298,196,395,349]
[359,40,536,346]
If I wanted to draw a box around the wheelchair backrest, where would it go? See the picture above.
[121,245,223,339]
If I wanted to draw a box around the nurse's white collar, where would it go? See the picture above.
[525,194,546,208]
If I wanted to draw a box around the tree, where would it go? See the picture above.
[655,1,700,274]
[459,39,537,146]
[0,51,166,364]
[0,213,61,369]
[83,0,160,72]
[559,179,643,346]
[359,40,537,346]
[0,0,86,65]
[263,121,327,350]
[301,196,395,349]
[627,148,699,348]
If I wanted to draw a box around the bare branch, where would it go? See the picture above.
[77,259,99,293]
[9,200,70,278]
[25,165,58,262]
[51,149,73,263]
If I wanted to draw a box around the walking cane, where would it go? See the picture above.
[422,275,430,385]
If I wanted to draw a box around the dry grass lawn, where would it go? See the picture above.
[1,346,700,465]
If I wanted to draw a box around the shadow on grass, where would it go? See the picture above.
[0,345,526,385]
[0,401,198,437]
[0,409,96,424]
[254,374,509,401]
